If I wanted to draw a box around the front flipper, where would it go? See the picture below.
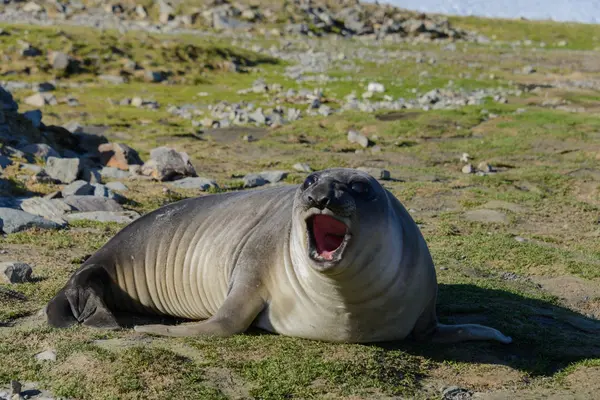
[46,264,120,330]
[134,280,265,338]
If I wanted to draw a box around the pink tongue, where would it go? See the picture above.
[311,215,346,260]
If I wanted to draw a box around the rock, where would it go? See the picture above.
[357,167,391,180]
[80,166,102,183]
[131,97,143,107]
[260,171,288,183]
[48,51,71,71]
[22,109,43,128]
[145,70,167,83]
[135,4,148,18]
[460,152,471,163]
[522,65,536,74]
[20,143,59,160]
[141,147,197,181]
[35,349,57,362]
[24,93,57,107]
[442,386,472,400]
[243,174,267,188]
[367,82,385,93]
[477,162,494,173]
[23,1,43,12]
[105,181,128,192]
[65,211,139,224]
[19,163,42,173]
[62,196,123,212]
[169,177,218,191]
[101,166,130,180]
[464,209,509,224]
[293,163,312,173]
[0,156,12,169]
[20,197,68,224]
[347,130,369,148]
[10,380,21,396]
[21,44,42,57]
[91,183,125,203]
[99,75,126,84]
[0,86,18,112]
[462,164,474,174]
[45,157,80,183]
[0,208,64,233]
[0,262,33,284]
[36,82,56,92]
[62,180,94,196]
[98,143,143,170]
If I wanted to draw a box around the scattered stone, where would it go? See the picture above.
[24,93,57,107]
[464,209,509,224]
[98,143,143,170]
[0,208,63,234]
[0,261,33,284]
[131,96,143,107]
[62,180,94,196]
[20,197,68,224]
[145,70,168,83]
[141,147,197,181]
[22,109,43,128]
[460,153,471,163]
[10,380,21,396]
[522,65,536,74]
[35,349,57,362]
[442,385,472,400]
[367,82,385,93]
[48,51,72,71]
[45,157,80,183]
[293,163,312,173]
[357,167,391,180]
[65,211,140,224]
[477,162,494,173]
[0,156,12,169]
[243,174,267,188]
[36,82,56,92]
[99,75,126,84]
[101,166,130,180]
[62,196,123,212]
[260,171,288,183]
[462,164,474,174]
[347,130,369,148]
[105,181,128,192]
[1,86,18,112]
[23,1,43,12]
[169,177,218,191]
[20,143,59,160]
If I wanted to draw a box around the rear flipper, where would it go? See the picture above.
[46,264,120,330]
[412,294,512,344]
[428,323,512,344]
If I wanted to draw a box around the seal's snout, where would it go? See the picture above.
[307,193,331,210]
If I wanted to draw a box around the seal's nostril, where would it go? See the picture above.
[319,197,330,208]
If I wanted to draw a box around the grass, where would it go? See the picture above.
[1,8,600,400]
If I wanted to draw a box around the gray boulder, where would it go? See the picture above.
[62,196,123,212]
[20,143,60,160]
[45,157,80,183]
[0,261,33,284]
[64,211,139,224]
[0,208,64,233]
[20,197,68,224]
[169,177,218,191]
[141,147,197,181]
[243,174,267,188]
[0,86,18,112]
[62,180,94,196]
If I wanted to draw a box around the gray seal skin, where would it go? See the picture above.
[46,168,512,344]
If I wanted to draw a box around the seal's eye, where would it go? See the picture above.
[302,174,318,190]
[350,181,369,194]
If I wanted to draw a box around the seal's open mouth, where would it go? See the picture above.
[307,214,350,263]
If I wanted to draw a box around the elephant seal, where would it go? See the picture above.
[46,168,511,344]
